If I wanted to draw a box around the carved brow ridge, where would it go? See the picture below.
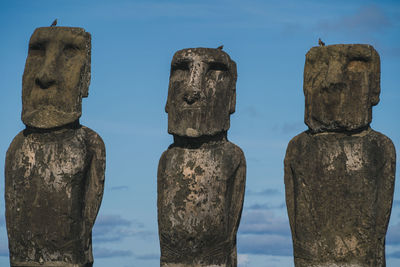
[348,54,371,62]
[29,36,86,49]
[29,37,48,48]
[347,47,374,62]
[29,41,46,50]
[172,59,229,69]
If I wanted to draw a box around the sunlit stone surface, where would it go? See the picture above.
[158,48,246,267]
[285,44,396,267]
[5,27,105,267]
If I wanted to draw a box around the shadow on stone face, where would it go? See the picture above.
[5,26,105,267]
[285,44,395,267]
[158,48,246,267]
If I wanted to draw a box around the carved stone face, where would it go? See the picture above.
[166,48,237,137]
[22,27,91,128]
[304,44,380,132]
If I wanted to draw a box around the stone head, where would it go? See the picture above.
[303,44,380,132]
[22,27,91,128]
[166,48,237,137]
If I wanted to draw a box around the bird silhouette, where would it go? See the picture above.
[50,19,57,27]
[318,38,325,46]
[217,45,224,50]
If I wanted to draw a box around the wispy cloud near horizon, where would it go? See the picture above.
[316,5,391,35]
[0,242,8,257]
[239,209,290,236]
[246,188,281,196]
[239,234,293,256]
[94,247,133,258]
[93,214,154,243]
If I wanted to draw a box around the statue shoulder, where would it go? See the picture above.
[6,131,26,158]
[224,141,246,167]
[159,146,176,161]
[80,126,105,152]
[368,129,396,157]
[286,131,310,157]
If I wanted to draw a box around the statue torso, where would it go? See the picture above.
[158,140,245,265]
[285,129,395,266]
[5,126,96,265]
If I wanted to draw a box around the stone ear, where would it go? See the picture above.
[229,60,237,114]
[165,101,169,113]
[370,86,380,106]
[229,89,236,114]
[369,48,381,107]
[81,34,91,98]
[80,63,90,98]
[370,66,381,107]
[165,82,172,113]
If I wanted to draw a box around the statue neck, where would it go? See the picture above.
[172,131,227,149]
[23,120,81,142]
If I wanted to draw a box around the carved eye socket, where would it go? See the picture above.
[171,61,190,72]
[29,42,46,56]
[63,43,80,57]
[348,56,370,72]
[208,62,228,72]
[306,50,318,64]
[349,56,370,63]
[306,57,316,65]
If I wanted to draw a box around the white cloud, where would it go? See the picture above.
[238,253,250,266]
[245,202,286,210]
[238,234,293,256]
[109,185,130,191]
[238,208,293,256]
[94,247,133,258]
[93,214,154,243]
[239,209,290,236]
[0,242,8,257]
[317,5,391,34]
[246,188,281,196]
[387,222,400,245]
[135,253,159,260]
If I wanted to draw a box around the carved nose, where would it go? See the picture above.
[35,72,56,89]
[325,62,343,85]
[183,90,201,105]
[35,54,57,89]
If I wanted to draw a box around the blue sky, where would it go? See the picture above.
[0,0,399,266]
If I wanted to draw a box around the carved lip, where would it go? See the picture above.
[181,106,202,110]
[180,103,205,110]
[320,82,347,93]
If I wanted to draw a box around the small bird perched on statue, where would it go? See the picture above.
[217,45,224,50]
[318,38,325,46]
[50,19,57,27]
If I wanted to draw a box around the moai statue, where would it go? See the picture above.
[5,27,105,267]
[158,48,246,267]
[284,44,396,267]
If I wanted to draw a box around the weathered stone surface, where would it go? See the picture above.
[304,44,380,133]
[285,44,396,267]
[166,48,237,138]
[5,27,105,267]
[22,27,91,129]
[158,48,246,267]
[285,130,395,266]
